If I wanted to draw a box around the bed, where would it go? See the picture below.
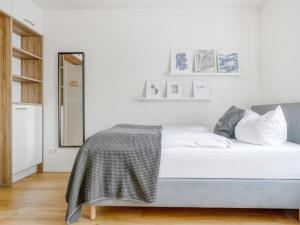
[72,102,300,222]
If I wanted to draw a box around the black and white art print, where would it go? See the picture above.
[193,80,210,98]
[195,49,217,73]
[146,80,161,98]
[167,80,182,98]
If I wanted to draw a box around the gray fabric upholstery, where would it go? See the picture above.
[252,102,300,145]
[88,178,300,209]
[214,106,245,138]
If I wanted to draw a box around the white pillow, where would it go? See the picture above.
[235,106,287,146]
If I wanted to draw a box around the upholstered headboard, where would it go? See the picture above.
[251,102,300,145]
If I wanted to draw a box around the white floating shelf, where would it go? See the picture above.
[169,72,243,76]
[136,97,211,101]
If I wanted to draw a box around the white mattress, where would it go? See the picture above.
[159,140,300,179]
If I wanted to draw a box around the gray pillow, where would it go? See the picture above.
[214,106,245,139]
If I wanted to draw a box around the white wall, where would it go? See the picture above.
[43,9,260,171]
[259,0,300,104]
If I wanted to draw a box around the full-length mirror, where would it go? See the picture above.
[58,52,85,147]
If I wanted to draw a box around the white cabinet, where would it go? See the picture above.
[12,0,43,34]
[12,104,42,174]
[0,0,12,15]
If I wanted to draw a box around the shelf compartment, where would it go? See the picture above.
[13,75,42,83]
[169,72,243,76]
[136,97,211,101]
[12,18,42,37]
[12,47,42,60]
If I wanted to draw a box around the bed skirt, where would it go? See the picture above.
[86,178,300,209]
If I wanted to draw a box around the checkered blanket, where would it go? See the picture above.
[65,124,162,224]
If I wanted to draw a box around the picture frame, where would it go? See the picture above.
[218,53,240,73]
[194,49,217,73]
[146,80,161,98]
[167,80,182,98]
[171,49,193,73]
[193,80,210,98]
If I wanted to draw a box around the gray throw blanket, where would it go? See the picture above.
[65,124,162,224]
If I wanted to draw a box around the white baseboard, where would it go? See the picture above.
[13,166,37,182]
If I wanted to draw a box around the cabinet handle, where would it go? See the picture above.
[15,108,27,110]
[24,18,35,26]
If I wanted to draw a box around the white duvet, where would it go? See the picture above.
[162,125,232,149]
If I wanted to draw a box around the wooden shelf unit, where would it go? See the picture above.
[0,11,44,186]
[12,23,43,105]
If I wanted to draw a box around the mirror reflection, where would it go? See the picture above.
[58,53,84,147]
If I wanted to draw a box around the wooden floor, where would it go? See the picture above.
[0,173,299,225]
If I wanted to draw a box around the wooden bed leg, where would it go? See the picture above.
[90,206,96,221]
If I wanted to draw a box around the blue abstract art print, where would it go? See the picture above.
[176,53,188,71]
[218,53,239,73]
[171,49,192,73]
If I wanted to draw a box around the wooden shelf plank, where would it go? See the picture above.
[12,18,42,37]
[136,97,211,101]
[169,72,243,77]
[12,75,42,83]
[12,47,42,60]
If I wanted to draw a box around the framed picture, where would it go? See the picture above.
[146,80,161,98]
[167,80,182,98]
[195,49,217,73]
[218,53,239,73]
[171,49,192,73]
[193,80,210,98]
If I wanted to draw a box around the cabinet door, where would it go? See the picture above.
[12,105,42,174]
[0,0,12,15]
[12,0,43,34]
[31,105,42,165]
[12,105,30,174]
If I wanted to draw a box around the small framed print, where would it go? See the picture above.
[146,80,161,98]
[194,49,217,73]
[167,80,182,98]
[193,80,210,98]
[218,53,239,73]
[69,80,79,87]
[171,49,192,73]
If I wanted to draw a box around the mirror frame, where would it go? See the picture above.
[58,52,85,147]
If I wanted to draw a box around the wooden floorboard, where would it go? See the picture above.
[0,172,299,225]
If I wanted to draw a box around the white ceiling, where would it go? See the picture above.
[33,0,266,10]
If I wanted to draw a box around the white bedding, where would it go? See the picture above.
[159,140,300,179]
[162,125,232,149]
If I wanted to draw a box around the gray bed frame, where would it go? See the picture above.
[88,102,300,221]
